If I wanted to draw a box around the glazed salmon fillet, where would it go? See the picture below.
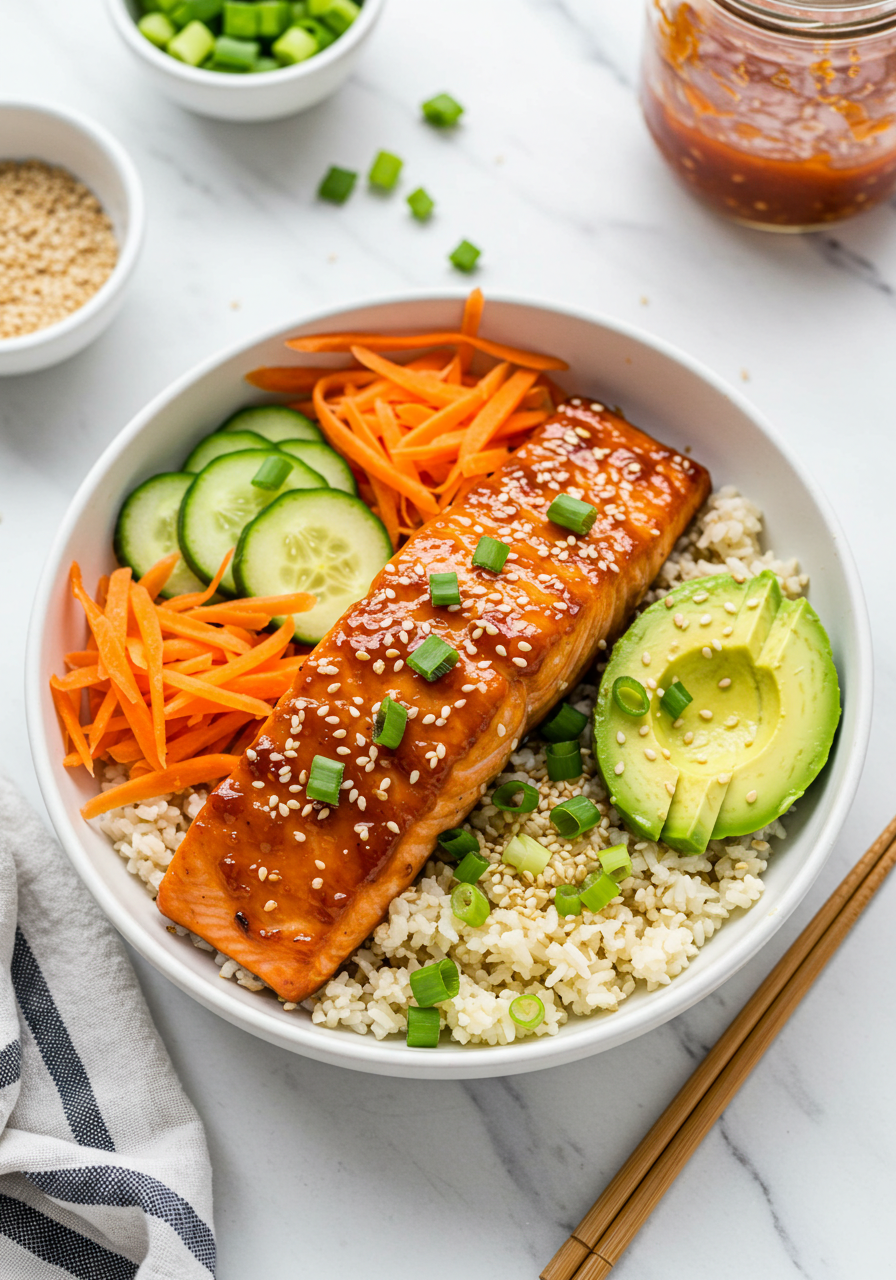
[157,399,711,1002]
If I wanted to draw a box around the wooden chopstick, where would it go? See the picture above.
[542,815,896,1280]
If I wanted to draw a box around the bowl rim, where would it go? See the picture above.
[25,290,874,1076]
[106,0,386,89]
[0,99,144,355]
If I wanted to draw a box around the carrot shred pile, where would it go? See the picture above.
[246,288,569,547]
[51,553,315,818]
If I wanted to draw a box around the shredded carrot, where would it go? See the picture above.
[138,551,181,600]
[459,369,540,462]
[459,447,510,478]
[130,581,168,769]
[162,550,233,612]
[245,365,372,393]
[161,668,275,718]
[88,688,119,755]
[51,686,94,776]
[81,755,241,820]
[285,330,568,371]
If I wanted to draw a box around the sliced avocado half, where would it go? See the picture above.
[593,571,841,854]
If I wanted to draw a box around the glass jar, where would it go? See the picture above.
[641,0,896,229]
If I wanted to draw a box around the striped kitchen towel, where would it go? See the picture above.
[0,776,215,1279]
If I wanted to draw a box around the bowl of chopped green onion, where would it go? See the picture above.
[106,0,385,121]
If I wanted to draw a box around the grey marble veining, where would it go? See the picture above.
[2,1,896,1276]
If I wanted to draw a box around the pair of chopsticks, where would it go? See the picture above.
[542,813,896,1280]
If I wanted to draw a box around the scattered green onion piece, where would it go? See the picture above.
[256,0,292,37]
[315,0,360,31]
[223,1,258,37]
[449,240,481,273]
[491,780,539,813]
[429,571,460,607]
[407,634,459,682]
[502,833,551,876]
[454,851,490,884]
[138,12,177,45]
[250,455,292,490]
[422,92,465,127]
[579,871,620,913]
[555,885,582,917]
[406,1005,441,1048]
[167,19,215,64]
[295,15,334,45]
[437,828,480,859]
[171,0,223,25]
[612,675,650,718]
[273,23,318,63]
[407,187,435,221]
[660,680,693,718]
[211,34,260,68]
[545,740,583,782]
[372,696,407,749]
[472,535,509,574]
[540,701,588,743]
[369,150,403,191]
[409,958,459,1007]
[317,164,357,204]
[306,754,343,806]
[509,994,545,1031]
[599,844,633,879]
[451,882,491,927]
[546,493,597,535]
[550,795,601,838]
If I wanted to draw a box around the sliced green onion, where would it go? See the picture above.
[502,833,551,876]
[222,1,258,37]
[295,15,334,46]
[368,150,403,191]
[550,795,601,838]
[256,0,292,37]
[612,675,650,718]
[319,0,360,34]
[138,13,177,46]
[251,455,292,490]
[509,994,545,1030]
[273,23,318,62]
[491,780,539,813]
[170,0,224,22]
[541,701,588,742]
[407,634,459,681]
[211,34,261,68]
[660,680,693,718]
[449,240,481,273]
[454,851,490,884]
[407,187,435,221]
[409,958,459,1007]
[451,882,491,927]
[555,885,582,917]
[580,871,619,913]
[251,56,281,71]
[546,493,597,535]
[306,754,343,806]
[167,19,215,64]
[372,696,407,749]
[406,1005,441,1047]
[472,535,509,574]
[422,92,465,127]
[545,740,583,782]
[599,844,633,879]
[429,571,460,608]
[437,828,480,859]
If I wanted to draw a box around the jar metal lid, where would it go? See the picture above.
[713,0,896,35]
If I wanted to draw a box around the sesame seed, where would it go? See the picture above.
[719,678,732,688]
[614,762,625,775]
[301,803,313,816]
[263,899,277,911]
[393,660,404,672]
[252,781,264,790]
[497,724,506,737]
[702,647,712,659]
[336,746,351,755]
[673,718,683,729]
[462,684,476,693]
[518,641,532,652]
[747,598,759,609]
[512,657,527,668]
[317,809,330,821]
[246,749,257,761]
[699,709,713,721]
[358,796,367,811]
[409,770,420,784]
[386,821,400,834]
[641,652,651,666]
[639,725,649,737]
[278,803,289,817]
[746,790,758,803]
[644,749,657,761]
[373,659,385,674]
[496,644,507,657]
[289,784,301,793]
[258,867,268,881]
[724,602,737,614]
[294,832,306,842]
[311,878,324,890]
[436,743,446,759]
[616,731,626,745]
[712,639,722,651]
[327,682,341,693]
[684,732,694,744]
[693,591,708,603]
[722,626,734,637]
[665,781,676,796]
[697,755,708,764]
[700,613,712,626]
[325,715,340,724]
[357,651,370,661]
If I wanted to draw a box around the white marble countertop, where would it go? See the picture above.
[3,1,896,1276]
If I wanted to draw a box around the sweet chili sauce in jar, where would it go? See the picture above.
[641,0,896,229]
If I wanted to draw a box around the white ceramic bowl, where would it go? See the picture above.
[26,295,872,1078]
[0,101,144,377]
[106,0,385,121]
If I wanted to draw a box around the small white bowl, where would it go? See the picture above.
[26,294,872,1079]
[106,0,386,122]
[0,101,144,377]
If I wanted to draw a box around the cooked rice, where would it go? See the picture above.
[95,487,802,1043]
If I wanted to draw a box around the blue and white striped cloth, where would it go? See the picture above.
[0,777,216,1278]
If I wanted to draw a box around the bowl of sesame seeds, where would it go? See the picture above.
[0,100,144,376]
[26,293,871,1077]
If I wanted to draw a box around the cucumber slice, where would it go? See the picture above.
[276,440,357,495]
[233,490,392,643]
[114,473,207,600]
[183,429,271,474]
[178,449,329,596]
[220,405,323,443]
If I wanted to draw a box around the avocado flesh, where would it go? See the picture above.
[593,570,841,854]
